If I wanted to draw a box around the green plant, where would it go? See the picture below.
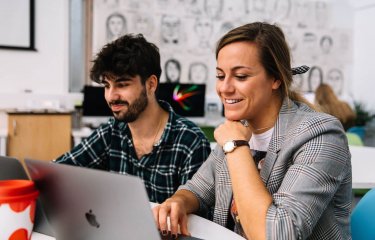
[354,102,374,126]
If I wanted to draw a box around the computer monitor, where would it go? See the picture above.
[82,85,112,117]
[157,83,206,117]
[81,85,112,128]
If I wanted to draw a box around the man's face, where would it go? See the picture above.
[102,75,148,122]
[161,15,181,43]
[204,0,222,18]
[194,18,213,40]
[327,69,343,95]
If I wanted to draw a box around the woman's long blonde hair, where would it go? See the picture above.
[315,83,356,130]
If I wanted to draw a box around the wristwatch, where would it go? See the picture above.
[222,140,249,154]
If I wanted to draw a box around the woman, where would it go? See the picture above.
[106,12,127,42]
[315,83,356,131]
[153,22,351,240]
[307,65,323,92]
[165,58,181,83]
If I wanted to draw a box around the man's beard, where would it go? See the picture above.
[111,88,148,123]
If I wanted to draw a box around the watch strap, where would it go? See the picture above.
[233,140,249,148]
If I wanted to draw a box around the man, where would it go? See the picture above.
[55,34,211,203]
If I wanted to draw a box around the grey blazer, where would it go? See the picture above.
[180,99,352,240]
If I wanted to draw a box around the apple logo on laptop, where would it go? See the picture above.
[85,209,100,228]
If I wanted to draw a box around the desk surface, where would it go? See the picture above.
[30,145,374,239]
[350,145,375,189]
[32,203,245,240]
[31,232,54,240]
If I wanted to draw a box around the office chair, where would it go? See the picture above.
[351,188,375,240]
[346,132,364,146]
[347,126,365,140]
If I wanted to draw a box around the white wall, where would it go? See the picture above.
[0,0,81,129]
[351,0,375,110]
[0,0,69,94]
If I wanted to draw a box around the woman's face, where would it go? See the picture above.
[309,68,322,92]
[216,41,281,122]
[108,15,125,37]
[321,37,332,54]
[327,69,343,95]
[166,61,180,82]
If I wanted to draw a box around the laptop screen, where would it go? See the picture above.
[157,83,206,117]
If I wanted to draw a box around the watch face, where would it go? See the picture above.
[223,141,235,153]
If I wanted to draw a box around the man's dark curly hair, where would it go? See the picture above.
[90,34,162,85]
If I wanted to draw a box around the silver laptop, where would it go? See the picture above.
[25,158,166,240]
[0,156,54,236]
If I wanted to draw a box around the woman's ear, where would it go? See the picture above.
[272,79,282,90]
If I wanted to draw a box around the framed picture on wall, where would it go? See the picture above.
[0,0,35,51]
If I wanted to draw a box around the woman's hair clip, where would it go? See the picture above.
[291,65,310,75]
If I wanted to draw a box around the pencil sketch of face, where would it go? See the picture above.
[326,69,344,95]
[253,0,267,12]
[273,0,291,21]
[194,18,213,48]
[183,0,203,16]
[134,15,153,36]
[204,0,223,19]
[308,66,323,92]
[161,15,181,44]
[315,1,329,27]
[320,35,333,54]
[165,59,181,83]
[296,1,312,28]
[303,32,318,56]
[106,13,127,42]
[223,0,247,17]
[219,22,235,36]
[189,62,208,83]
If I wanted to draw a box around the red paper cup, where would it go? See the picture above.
[0,180,39,240]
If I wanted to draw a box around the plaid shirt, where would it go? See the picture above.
[55,101,211,203]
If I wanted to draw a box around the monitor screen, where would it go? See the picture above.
[82,85,113,117]
[157,83,206,117]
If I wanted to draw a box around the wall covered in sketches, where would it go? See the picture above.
[92,0,353,101]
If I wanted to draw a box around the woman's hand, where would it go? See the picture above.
[214,119,252,146]
[152,197,190,237]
